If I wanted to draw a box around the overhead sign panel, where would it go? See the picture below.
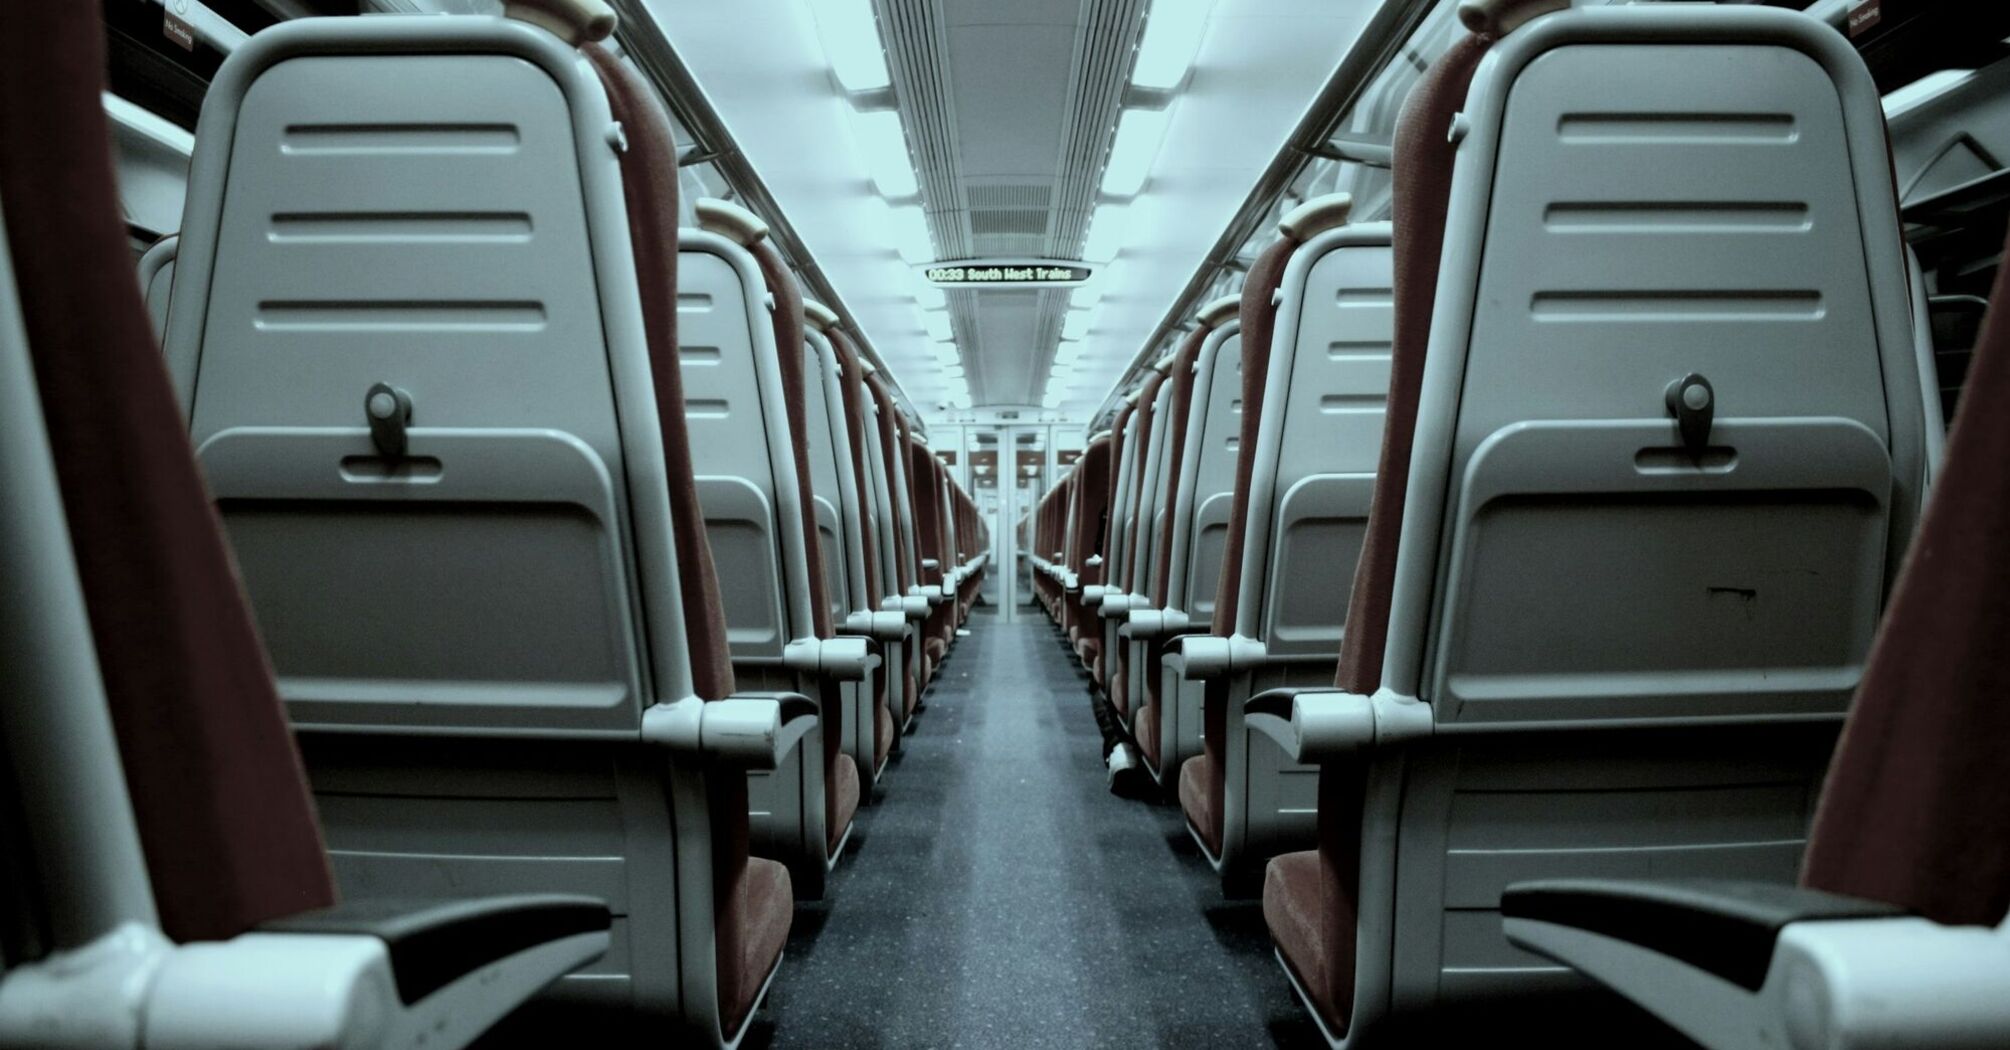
[921,259,1094,288]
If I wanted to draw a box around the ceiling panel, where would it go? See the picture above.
[651,0,1375,424]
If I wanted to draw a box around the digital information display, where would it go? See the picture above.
[922,260,1093,287]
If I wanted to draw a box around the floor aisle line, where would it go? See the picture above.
[753,608,1319,1049]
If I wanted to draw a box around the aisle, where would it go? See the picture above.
[753,609,1319,1049]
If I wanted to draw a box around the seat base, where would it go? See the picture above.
[1264,851,1350,1040]
[1178,754,1223,861]
[721,858,792,1039]
[828,755,860,856]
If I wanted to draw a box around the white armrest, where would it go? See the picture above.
[881,593,932,620]
[0,900,609,1050]
[783,635,878,681]
[1100,593,1140,620]
[1171,633,1266,681]
[643,694,818,770]
[842,609,910,642]
[1124,606,1189,639]
[907,583,949,607]
[1242,687,1431,762]
[1503,881,2010,1050]
[1081,584,1108,608]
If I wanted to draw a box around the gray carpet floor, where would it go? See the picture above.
[747,608,1321,1049]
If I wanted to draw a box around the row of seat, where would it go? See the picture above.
[0,2,986,1047]
[1031,0,2006,1043]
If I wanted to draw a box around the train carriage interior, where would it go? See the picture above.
[4,0,2010,1046]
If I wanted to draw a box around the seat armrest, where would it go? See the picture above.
[1502,879,2010,1050]
[1124,606,1186,639]
[643,694,818,769]
[1062,571,1081,594]
[841,609,910,642]
[1243,687,1430,762]
[106,897,608,1050]
[1503,879,1903,993]
[257,896,610,1007]
[1081,584,1108,608]
[921,557,940,572]
[784,636,878,681]
[1100,592,1135,619]
[907,583,949,607]
[881,593,932,620]
[1171,633,1265,680]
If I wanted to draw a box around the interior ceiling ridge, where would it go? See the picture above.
[1049,0,1146,253]
[880,0,971,259]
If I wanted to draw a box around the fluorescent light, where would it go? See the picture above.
[930,342,961,362]
[1061,310,1093,341]
[1082,204,1128,263]
[921,310,953,342]
[1054,344,1083,364]
[874,200,936,264]
[808,0,890,92]
[914,282,948,311]
[1101,107,1171,197]
[852,109,918,198]
[1070,283,1104,310]
[1132,0,1213,91]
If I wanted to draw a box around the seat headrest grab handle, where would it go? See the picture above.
[1196,294,1240,329]
[695,199,771,247]
[804,300,841,332]
[1278,192,1352,241]
[1456,0,1570,37]
[503,0,617,45]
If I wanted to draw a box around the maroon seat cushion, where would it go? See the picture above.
[1211,237,1300,637]
[587,48,797,1033]
[1264,851,1338,1029]
[584,45,738,704]
[1285,33,1492,1037]
[1333,32,1491,697]
[866,376,915,597]
[1801,219,2010,927]
[1135,702,1160,767]
[828,754,860,855]
[2,2,336,942]
[1063,435,1114,638]
[1150,329,1210,606]
[1179,754,1222,856]
[830,331,882,607]
[722,855,794,1035]
[875,703,894,772]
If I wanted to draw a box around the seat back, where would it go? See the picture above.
[1112,358,1177,713]
[1353,2,1929,1016]
[1233,208,1392,673]
[1133,301,1236,774]
[1384,7,1923,719]
[138,234,178,336]
[684,205,853,871]
[1,0,332,947]
[680,212,825,668]
[1176,324,1244,627]
[1063,434,1114,642]
[1801,223,2010,929]
[1103,403,1137,608]
[172,22,679,737]
[161,18,770,1033]
[801,317,866,629]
